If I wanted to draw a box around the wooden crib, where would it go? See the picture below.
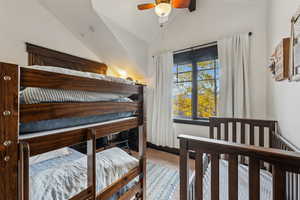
[179,117,300,200]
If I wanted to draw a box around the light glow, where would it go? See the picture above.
[155,3,172,17]
[118,70,128,79]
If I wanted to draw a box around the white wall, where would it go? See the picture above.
[149,0,269,138]
[0,0,101,71]
[266,0,300,147]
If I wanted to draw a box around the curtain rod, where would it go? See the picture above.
[173,32,253,54]
[173,41,217,54]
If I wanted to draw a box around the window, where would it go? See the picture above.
[173,45,219,121]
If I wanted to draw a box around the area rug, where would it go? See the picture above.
[147,162,180,200]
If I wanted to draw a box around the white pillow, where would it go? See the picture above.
[30,148,71,165]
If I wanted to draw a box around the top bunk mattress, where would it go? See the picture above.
[19,66,138,134]
[22,65,134,85]
[20,65,136,104]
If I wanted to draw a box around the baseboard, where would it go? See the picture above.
[147,142,196,159]
[147,142,180,155]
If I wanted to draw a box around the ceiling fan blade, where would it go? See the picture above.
[172,0,191,8]
[137,3,156,10]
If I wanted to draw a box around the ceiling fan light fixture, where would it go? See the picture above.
[155,3,172,17]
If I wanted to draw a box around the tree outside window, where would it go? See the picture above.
[173,45,219,120]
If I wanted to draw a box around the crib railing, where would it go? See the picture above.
[209,117,276,146]
[272,133,300,200]
[210,117,276,165]
[179,135,300,200]
[179,117,300,200]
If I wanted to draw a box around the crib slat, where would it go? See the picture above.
[210,125,214,139]
[293,173,297,200]
[195,150,203,200]
[217,125,221,140]
[211,154,219,200]
[292,173,295,200]
[225,122,229,141]
[259,126,264,147]
[259,126,265,169]
[232,122,237,142]
[249,158,260,200]
[241,123,246,164]
[291,172,293,200]
[273,165,285,200]
[295,174,299,200]
[250,124,255,145]
[286,172,290,200]
[241,123,246,144]
[228,154,238,200]
[269,127,273,148]
[222,122,229,160]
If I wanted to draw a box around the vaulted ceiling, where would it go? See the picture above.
[91,0,160,43]
[39,0,262,81]
[39,0,154,81]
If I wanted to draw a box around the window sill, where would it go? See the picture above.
[173,118,210,126]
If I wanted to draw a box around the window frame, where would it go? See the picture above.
[173,45,219,123]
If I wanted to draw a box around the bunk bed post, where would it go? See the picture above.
[87,129,97,199]
[19,142,30,200]
[138,85,146,200]
[18,143,24,200]
[0,63,19,200]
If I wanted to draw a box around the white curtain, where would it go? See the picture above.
[147,51,176,147]
[217,34,251,118]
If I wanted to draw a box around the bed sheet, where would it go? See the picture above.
[202,159,272,200]
[20,112,133,134]
[30,147,139,200]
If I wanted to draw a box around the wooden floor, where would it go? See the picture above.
[146,148,195,200]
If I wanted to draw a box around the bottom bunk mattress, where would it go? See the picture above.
[29,147,139,200]
[199,159,272,200]
[20,112,133,134]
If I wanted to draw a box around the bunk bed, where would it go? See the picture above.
[0,43,146,200]
[179,117,300,200]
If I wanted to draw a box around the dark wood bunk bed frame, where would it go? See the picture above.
[0,43,146,200]
[179,117,300,200]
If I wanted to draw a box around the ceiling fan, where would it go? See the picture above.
[137,0,196,18]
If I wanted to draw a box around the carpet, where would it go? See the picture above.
[147,162,180,200]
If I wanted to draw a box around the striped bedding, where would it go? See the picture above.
[20,66,135,104]
[20,87,133,104]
